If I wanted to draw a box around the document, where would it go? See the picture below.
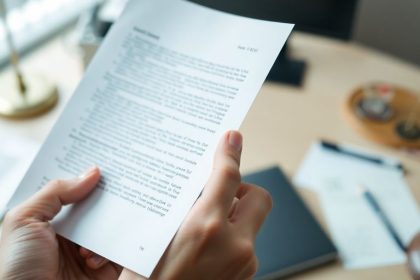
[0,136,38,219]
[8,0,293,277]
[318,178,406,269]
[294,142,420,269]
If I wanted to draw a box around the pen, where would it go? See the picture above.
[321,140,404,172]
[359,185,406,252]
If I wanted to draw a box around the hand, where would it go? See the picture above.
[0,167,122,280]
[0,131,272,280]
[119,131,273,280]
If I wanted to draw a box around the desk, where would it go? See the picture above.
[1,32,420,279]
[241,33,420,280]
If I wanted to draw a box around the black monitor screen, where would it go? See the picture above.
[188,0,358,40]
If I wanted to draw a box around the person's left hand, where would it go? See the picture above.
[0,167,122,280]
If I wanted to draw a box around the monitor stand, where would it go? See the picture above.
[266,43,306,87]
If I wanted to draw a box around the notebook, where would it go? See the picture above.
[243,166,337,279]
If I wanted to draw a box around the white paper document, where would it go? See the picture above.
[0,136,38,219]
[8,0,293,277]
[294,142,420,269]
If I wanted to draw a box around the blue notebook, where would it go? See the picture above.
[243,167,337,279]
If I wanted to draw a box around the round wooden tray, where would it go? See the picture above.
[343,85,420,149]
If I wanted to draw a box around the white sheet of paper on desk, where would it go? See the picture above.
[7,0,293,277]
[294,142,401,191]
[294,142,420,269]
[0,136,38,218]
[319,177,406,269]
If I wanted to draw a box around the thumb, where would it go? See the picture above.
[11,167,100,222]
[199,131,243,215]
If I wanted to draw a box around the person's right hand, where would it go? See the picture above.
[117,130,273,280]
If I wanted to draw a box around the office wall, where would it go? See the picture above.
[353,0,420,67]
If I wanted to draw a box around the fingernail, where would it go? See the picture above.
[78,166,98,180]
[228,131,242,152]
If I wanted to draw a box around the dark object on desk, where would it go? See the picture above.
[320,140,404,172]
[266,44,306,86]
[243,167,337,279]
[355,83,395,122]
[188,0,359,86]
[359,185,406,252]
[396,121,420,141]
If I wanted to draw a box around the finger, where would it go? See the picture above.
[85,253,109,270]
[231,183,273,239]
[80,247,110,270]
[15,166,100,221]
[237,255,258,280]
[119,268,147,280]
[200,131,243,215]
[79,247,94,258]
[228,197,239,219]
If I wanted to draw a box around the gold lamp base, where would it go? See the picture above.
[0,73,58,118]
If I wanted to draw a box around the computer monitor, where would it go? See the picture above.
[188,0,359,86]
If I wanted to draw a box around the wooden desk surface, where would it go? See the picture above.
[1,32,420,279]
[241,33,420,280]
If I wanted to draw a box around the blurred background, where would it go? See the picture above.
[1,0,419,69]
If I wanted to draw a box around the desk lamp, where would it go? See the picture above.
[0,0,58,118]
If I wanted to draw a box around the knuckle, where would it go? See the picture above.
[27,221,48,233]
[248,256,258,277]
[48,179,65,189]
[244,184,273,211]
[225,148,241,165]
[197,218,223,243]
[26,223,57,243]
[236,239,255,264]
[218,165,241,183]
[257,187,273,210]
